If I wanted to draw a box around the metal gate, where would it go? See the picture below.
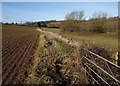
[81,49,120,85]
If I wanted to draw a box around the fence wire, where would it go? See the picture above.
[81,49,120,85]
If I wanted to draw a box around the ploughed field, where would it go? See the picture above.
[2,25,40,84]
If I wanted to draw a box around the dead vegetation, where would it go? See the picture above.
[25,32,115,85]
[25,34,89,85]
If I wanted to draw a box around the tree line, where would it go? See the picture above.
[60,11,118,34]
[3,11,118,34]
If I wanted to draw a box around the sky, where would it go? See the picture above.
[1,0,120,2]
[2,2,118,23]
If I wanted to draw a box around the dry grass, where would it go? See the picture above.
[44,28,118,54]
[26,34,89,85]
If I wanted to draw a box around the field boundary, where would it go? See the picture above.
[37,28,120,85]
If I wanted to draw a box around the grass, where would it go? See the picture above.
[44,32,74,54]
[43,28,118,53]
[53,38,74,54]
[43,28,62,33]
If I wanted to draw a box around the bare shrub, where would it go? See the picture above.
[60,11,118,34]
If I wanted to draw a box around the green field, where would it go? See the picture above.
[43,28,118,53]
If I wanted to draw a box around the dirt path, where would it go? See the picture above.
[37,28,81,47]
[25,33,46,83]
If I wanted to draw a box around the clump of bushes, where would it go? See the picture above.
[60,11,118,34]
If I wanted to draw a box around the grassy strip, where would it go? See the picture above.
[25,34,46,84]
[43,28,62,33]
[44,28,118,53]
[53,38,74,54]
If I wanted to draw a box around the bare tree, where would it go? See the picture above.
[92,11,108,19]
[61,10,86,32]
[65,10,85,21]
[90,11,109,33]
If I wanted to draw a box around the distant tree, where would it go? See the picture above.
[37,22,41,28]
[39,22,47,27]
[24,22,35,26]
[33,22,37,27]
[61,10,85,32]
[90,11,109,33]
[11,22,14,25]
[25,22,30,26]
[92,11,109,19]
[65,10,85,21]
[5,22,8,25]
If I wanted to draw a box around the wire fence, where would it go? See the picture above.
[81,48,120,85]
